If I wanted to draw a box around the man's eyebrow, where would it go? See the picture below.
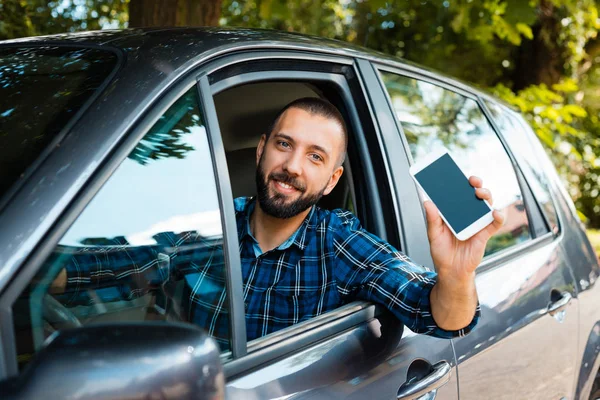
[273,132,330,158]
[273,133,295,143]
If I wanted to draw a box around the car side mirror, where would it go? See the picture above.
[0,323,224,400]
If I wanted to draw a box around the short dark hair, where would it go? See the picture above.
[266,97,348,166]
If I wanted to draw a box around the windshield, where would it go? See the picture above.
[0,46,119,197]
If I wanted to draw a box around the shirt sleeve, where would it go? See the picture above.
[61,244,166,306]
[330,210,479,338]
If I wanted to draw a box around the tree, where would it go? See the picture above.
[128,0,222,27]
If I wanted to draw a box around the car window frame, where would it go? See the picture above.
[201,51,404,378]
[372,63,555,270]
[0,75,241,378]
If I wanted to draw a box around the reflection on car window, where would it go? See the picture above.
[12,87,231,370]
[484,100,558,234]
[380,71,531,257]
[0,46,118,198]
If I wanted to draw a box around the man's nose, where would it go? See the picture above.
[282,151,303,176]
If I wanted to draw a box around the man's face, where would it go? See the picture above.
[255,107,345,219]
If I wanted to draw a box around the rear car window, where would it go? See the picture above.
[379,70,532,258]
[484,100,559,234]
[0,46,118,197]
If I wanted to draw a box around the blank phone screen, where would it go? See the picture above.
[414,153,490,233]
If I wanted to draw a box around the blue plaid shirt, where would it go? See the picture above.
[61,197,479,350]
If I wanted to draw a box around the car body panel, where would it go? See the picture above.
[226,316,459,400]
[454,238,579,399]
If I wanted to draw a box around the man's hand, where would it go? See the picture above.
[425,176,504,331]
[50,268,67,294]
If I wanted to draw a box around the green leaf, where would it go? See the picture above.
[562,104,588,117]
[516,23,533,40]
[536,127,556,148]
[552,79,579,93]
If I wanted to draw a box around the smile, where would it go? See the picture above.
[273,179,300,193]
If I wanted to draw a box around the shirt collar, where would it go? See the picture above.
[237,197,313,251]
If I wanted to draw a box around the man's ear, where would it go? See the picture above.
[256,134,267,166]
[323,166,344,196]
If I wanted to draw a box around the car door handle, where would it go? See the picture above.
[547,291,572,316]
[397,360,451,400]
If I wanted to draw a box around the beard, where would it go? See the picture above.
[255,155,327,219]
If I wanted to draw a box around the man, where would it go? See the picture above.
[52,97,503,349]
[236,97,503,342]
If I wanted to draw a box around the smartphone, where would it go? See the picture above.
[409,149,494,241]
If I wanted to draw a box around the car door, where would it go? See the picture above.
[373,63,579,400]
[198,51,460,400]
[0,69,236,397]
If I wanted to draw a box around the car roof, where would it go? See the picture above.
[0,27,388,67]
[0,27,469,88]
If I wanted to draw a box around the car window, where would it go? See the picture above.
[379,71,531,257]
[484,100,558,234]
[0,46,118,199]
[12,86,231,370]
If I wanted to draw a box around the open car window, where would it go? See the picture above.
[12,86,233,370]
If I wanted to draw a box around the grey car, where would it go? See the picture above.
[0,28,599,400]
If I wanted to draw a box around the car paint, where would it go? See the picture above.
[0,28,598,399]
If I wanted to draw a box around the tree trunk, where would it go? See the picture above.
[511,0,564,91]
[128,0,223,28]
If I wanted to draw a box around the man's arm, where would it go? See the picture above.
[425,176,504,331]
[49,244,167,305]
[331,210,476,338]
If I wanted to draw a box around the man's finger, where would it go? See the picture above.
[469,176,483,188]
[473,210,505,243]
[475,187,493,206]
[484,210,505,237]
[423,200,445,239]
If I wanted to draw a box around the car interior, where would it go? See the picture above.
[214,81,357,213]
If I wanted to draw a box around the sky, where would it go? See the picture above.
[61,125,224,246]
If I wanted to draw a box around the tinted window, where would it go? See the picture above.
[0,46,118,197]
[484,100,558,234]
[12,87,231,370]
[380,71,531,257]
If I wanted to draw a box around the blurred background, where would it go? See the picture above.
[1,0,599,253]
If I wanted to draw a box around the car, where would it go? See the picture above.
[0,27,599,400]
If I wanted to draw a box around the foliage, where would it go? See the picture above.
[2,0,600,226]
[128,89,200,166]
[587,229,600,258]
[0,0,128,40]
[492,80,587,150]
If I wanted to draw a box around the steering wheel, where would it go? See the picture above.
[42,293,82,331]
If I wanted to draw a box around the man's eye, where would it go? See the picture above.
[278,141,290,148]
[310,154,323,162]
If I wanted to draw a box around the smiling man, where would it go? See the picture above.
[233,97,505,341]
